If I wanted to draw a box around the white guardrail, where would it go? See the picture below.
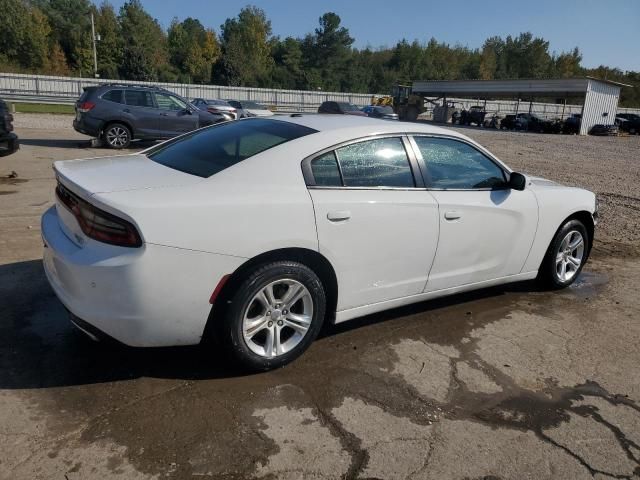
[1,72,638,117]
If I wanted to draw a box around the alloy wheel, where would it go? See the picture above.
[106,127,129,147]
[555,230,585,282]
[242,279,313,358]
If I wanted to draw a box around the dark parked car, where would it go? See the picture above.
[365,105,399,120]
[563,114,582,134]
[73,84,225,149]
[459,106,486,126]
[0,98,19,157]
[192,98,238,121]
[616,113,640,134]
[500,114,520,130]
[318,101,366,116]
[589,124,619,136]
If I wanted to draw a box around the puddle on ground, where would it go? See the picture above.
[567,270,609,298]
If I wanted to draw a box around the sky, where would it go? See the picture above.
[95,0,640,71]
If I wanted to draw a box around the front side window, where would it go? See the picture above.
[413,137,506,189]
[147,118,316,178]
[156,93,187,111]
[336,137,415,188]
[125,90,154,108]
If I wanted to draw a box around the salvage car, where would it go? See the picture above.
[616,113,640,134]
[192,98,238,121]
[226,100,274,118]
[42,115,597,370]
[0,98,19,157]
[318,101,367,116]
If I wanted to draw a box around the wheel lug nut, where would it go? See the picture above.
[267,311,271,316]
[283,310,288,315]
[277,320,283,326]
[268,321,273,327]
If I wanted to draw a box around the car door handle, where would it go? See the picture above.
[327,210,351,222]
[444,210,462,220]
[160,112,169,116]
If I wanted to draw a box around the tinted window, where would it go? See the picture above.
[336,137,414,188]
[147,118,316,178]
[227,100,241,108]
[311,151,342,186]
[338,102,359,112]
[413,137,506,189]
[125,90,154,108]
[155,93,187,111]
[102,89,124,104]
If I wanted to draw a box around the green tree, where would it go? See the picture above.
[94,1,122,78]
[218,6,273,86]
[0,0,52,71]
[35,0,94,74]
[168,17,220,83]
[118,0,168,80]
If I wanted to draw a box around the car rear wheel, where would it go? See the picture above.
[539,219,589,289]
[103,123,131,149]
[221,261,326,371]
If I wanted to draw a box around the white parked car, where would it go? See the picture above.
[226,100,274,118]
[42,116,597,370]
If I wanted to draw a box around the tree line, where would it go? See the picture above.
[0,0,638,107]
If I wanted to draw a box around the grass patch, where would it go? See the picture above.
[9,102,74,115]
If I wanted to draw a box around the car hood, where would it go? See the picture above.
[54,154,202,195]
[527,175,560,188]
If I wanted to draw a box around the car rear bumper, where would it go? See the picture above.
[73,116,102,137]
[0,133,18,157]
[41,206,245,347]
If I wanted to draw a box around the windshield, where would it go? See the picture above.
[338,102,360,112]
[147,119,316,178]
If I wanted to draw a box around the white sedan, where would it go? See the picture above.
[42,115,597,370]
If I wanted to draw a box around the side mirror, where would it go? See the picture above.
[508,172,527,191]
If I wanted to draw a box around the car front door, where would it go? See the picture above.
[410,135,538,292]
[306,136,440,312]
[154,93,199,137]
[123,89,158,138]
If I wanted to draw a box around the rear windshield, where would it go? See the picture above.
[147,118,317,178]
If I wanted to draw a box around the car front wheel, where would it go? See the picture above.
[221,261,326,371]
[539,219,589,288]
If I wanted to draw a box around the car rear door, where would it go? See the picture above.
[123,89,159,138]
[305,135,440,312]
[154,93,199,137]
[409,135,538,292]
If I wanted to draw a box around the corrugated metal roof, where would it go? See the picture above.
[411,77,629,97]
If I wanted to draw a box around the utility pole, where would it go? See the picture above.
[90,12,99,78]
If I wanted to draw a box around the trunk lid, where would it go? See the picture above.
[54,153,203,195]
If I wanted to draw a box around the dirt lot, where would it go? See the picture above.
[1,115,639,479]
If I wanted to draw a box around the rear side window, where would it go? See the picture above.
[413,137,506,189]
[336,137,415,188]
[125,90,154,108]
[311,152,342,186]
[102,89,124,104]
[147,118,317,178]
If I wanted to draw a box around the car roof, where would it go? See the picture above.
[270,114,458,138]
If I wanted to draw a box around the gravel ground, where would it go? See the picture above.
[1,117,639,479]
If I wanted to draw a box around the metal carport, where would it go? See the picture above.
[411,77,630,135]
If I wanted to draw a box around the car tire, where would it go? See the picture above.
[538,219,590,289]
[102,123,131,149]
[220,261,326,371]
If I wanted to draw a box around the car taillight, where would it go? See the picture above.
[3,114,13,131]
[56,183,142,248]
[78,101,95,113]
